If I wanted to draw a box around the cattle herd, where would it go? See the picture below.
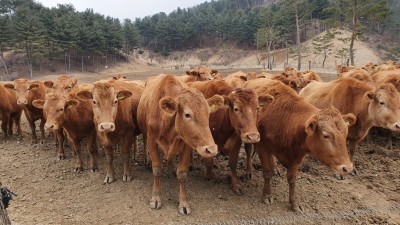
[0,61,400,216]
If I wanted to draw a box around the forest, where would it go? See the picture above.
[0,0,399,77]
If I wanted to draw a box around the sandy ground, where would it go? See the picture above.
[1,70,400,225]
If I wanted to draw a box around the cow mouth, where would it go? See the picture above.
[195,145,218,158]
[241,132,260,143]
[98,123,115,132]
[331,163,354,176]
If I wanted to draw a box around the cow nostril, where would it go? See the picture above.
[205,148,211,154]
[342,166,348,173]
[396,124,400,129]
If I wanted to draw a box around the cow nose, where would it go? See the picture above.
[44,123,55,130]
[99,123,115,132]
[395,123,400,129]
[340,164,353,174]
[17,98,28,105]
[208,77,214,80]
[243,132,260,143]
[197,145,218,158]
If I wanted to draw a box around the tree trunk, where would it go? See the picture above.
[81,53,84,72]
[349,0,357,66]
[0,53,9,76]
[295,3,302,70]
[68,52,71,72]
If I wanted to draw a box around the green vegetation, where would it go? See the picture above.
[0,0,397,76]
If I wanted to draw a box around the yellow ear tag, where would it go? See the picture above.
[117,95,125,100]
[345,121,350,126]
[67,105,73,109]
[209,104,215,110]
[31,86,39,90]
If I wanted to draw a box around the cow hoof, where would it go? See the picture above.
[291,204,304,213]
[179,202,191,215]
[350,168,358,176]
[233,186,244,196]
[57,155,66,160]
[150,196,161,209]
[103,175,114,184]
[262,196,273,205]
[122,175,132,182]
[244,172,252,181]
[91,167,98,173]
[74,167,83,173]
[334,174,346,180]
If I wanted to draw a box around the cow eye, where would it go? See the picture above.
[58,108,64,112]
[322,131,330,139]
[234,107,240,112]
[379,101,385,105]
[92,100,97,105]
[184,113,191,119]
[114,99,118,104]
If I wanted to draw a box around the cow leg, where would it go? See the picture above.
[56,129,66,160]
[287,165,303,212]
[71,139,84,173]
[229,145,244,196]
[244,143,253,180]
[28,118,37,144]
[132,135,137,160]
[203,157,215,180]
[121,134,134,182]
[166,138,184,177]
[1,113,10,142]
[103,144,115,184]
[148,137,162,210]
[384,130,393,150]
[87,132,98,172]
[7,116,13,136]
[257,147,275,205]
[177,147,192,215]
[39,118,45,145]
[14,113,22,136]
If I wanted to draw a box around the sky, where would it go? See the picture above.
[35,0,209,21]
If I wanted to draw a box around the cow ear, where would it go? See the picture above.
[342,113,357,127]
[29,83,40,90]
[207,94,225,112]
[117,90,132,100]
[160,97,177,115]
[366,91,375,101]
[185,70,190,75]
[66,99,79,109]
[190,71,200,77]
[4,83,14,89]
[258,94,274,107]
[71,77,78,87]
[32,100,45,109]
[288,80,297,89]
[76,90,93,100]
[44,81,54,88]
[305,114,318,135]
[211,69,218,74]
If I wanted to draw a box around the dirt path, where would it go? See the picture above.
[0,70,399,225]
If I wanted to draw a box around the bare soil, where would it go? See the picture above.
[1,69,400,225]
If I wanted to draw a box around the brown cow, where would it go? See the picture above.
[223,71,258,88]
[4,79,46,144]
[32,90,97,172]
[244,78,355,212]
[300,77,400,176]
[300,71,322,82]
[339,68,374,85]
[137,74,224,215]
[272,75,310,93]
[187,80,273,195]
[77,79,143,183]
[0,83,23,141]
[178,65,215,83]
[371,69,400,91]
[336,65,356,75]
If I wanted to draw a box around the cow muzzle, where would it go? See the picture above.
[333,163,354,176]
[98,122,115,132]
[242,132,260,143]
[17,98,28,105]
[196,144,218,158]
[44,123,58,131]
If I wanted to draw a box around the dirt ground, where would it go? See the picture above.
[1,69,400,225]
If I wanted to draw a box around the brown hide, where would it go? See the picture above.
[244,78,354,211]
[137,74,221,215]
[299,77,400,163]
[224,71,257,88]
[4,79,46,143]
[77,79,143,184]
[181,65,215,82]
[272,75,310,93]
[0,83,23,141]
[188,79,271,194]
[372,69,400,92]
[44,75,78,94]
[32,90,97,173]
[300,71,322,82]
[339,68,374,85]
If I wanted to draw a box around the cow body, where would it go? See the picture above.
[137,74,222,215]
[0,83,23,141]
[4,79,46,144]
[244,78,355,211]
[77,79,143,183]
[178,65,215,82]
[32,90,97,172]
[299,77,400,172]
[188,79,272,195]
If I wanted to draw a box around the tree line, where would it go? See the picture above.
[0,0,396,77]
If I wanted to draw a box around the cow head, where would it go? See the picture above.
[186,65,214,81]
[288,78,311,93]
[32,93,79,130]
[223,89,273,143]
[304,107,356,175]
[160,88,223,158]
[4,79,42,106]
[77,82,131,133]
[44,75,78,94]
[367,83,400,131]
